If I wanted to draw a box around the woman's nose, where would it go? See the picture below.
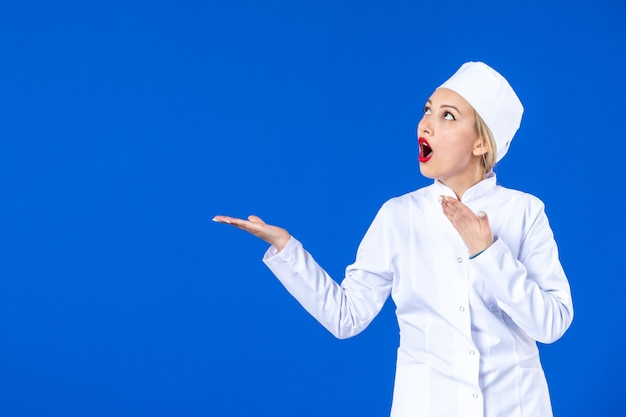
[418,118,432,136]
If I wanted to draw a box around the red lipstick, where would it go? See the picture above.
[418,137,433,163]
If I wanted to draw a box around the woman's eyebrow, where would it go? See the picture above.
[441,104,462,115]
[425,100,462,115]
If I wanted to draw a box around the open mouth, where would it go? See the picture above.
[418,137,433,162]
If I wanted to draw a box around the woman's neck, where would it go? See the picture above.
[439,168,485,201]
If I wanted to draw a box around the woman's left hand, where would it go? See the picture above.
[439,196,494,257]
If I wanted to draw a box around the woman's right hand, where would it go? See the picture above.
[213,215,291,251]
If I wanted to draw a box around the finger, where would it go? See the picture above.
[443,198,478,220]
[212,215,236,224]
[440,196,464,218]
[477,211,490,229]
[248,215,266,225]
[445,197,466,213]
[213,215,257,232]
[221,217,251,229]
[440,195,459,207]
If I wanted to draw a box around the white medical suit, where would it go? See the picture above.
[263,174,573,417]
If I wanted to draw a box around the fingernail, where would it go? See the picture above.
[212,217,218,222]
[444,196,450,202]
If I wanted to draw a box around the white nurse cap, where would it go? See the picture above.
[439,61,524,163]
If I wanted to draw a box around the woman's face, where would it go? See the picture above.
[417,88,485,189]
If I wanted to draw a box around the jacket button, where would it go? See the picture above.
[457,257,463,263]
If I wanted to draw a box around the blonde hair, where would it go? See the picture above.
[474,111,497,175]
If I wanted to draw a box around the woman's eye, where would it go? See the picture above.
[423,107,431,115]
[443,111,455,121]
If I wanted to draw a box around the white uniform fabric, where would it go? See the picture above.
[263,173,573,417]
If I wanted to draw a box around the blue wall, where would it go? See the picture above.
[0,1,624,415]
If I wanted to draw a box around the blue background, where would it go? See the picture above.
[1,0,624,416]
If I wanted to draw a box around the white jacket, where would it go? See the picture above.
[263,174,573,417]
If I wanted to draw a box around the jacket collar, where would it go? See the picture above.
[430,172,497,204]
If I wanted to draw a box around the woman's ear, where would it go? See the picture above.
[472,136,489,156]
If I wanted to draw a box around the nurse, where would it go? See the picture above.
[213,62,573,417]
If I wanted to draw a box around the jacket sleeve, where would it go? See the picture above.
[470,201,574,344]
[263,207,394,339]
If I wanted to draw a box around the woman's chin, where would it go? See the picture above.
[418,164,435,179]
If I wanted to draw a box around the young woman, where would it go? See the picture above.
[213,61,574,417]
